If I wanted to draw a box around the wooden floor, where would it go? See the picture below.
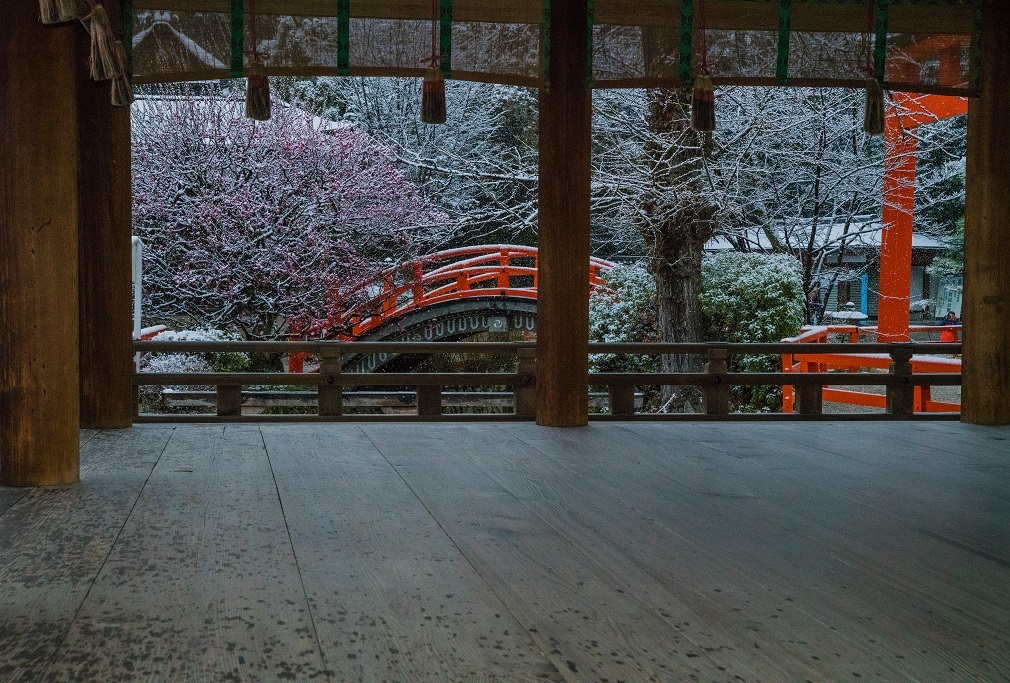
[1,422,1008,682]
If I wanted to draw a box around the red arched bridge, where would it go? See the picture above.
[289,245,614,373]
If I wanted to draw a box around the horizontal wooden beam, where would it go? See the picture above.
[133,0,973,33]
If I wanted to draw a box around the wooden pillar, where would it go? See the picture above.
[0,6,82,485]
[962,0,1010,425]
[78,0,134,429]
[537,0,591,427]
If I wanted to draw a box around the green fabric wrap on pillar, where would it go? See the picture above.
[337,0,350,76]
[230,0,245,78]
[777,0,791,85]
[679,0,694,87]
[440,0,452,78]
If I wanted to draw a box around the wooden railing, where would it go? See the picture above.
[133,340,962,422]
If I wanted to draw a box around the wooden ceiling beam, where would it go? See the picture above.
[131,0,973,34]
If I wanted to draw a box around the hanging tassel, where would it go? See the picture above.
[111,73,134,107]
[39,0,81,25]
[421,65,446,125]
[691,73,716,132]
[863,76,885,136]
[111,40,133,106]
[88,4,121,81]
[245,59,271,121]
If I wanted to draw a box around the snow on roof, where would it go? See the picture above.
[706,217,949,252]
[133,16,227,71]
[132,94,354,135]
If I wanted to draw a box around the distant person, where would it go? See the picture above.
[807,289,823,324]
[940,310,960,342]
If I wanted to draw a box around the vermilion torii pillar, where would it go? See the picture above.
[877,94,967,343]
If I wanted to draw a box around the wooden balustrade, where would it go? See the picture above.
[132,341,963,423]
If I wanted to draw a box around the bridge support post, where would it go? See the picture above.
[962,0,1010,425]
[1,6,81,486]
[536,0,591,427]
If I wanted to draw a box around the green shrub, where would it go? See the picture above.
[700,252,805,411]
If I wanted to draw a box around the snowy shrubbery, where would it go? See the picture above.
[701,252,805,411]
[588,264,658,374]
[138,329,253,412]
[144,329,252,373]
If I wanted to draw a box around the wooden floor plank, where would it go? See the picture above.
[502,422,1008,680]
[79,429,100,450]
[2,421,1006,682]
[361,423,750,682]
[260,424,562,682]
[41,425,329,682]
[460,423,944,681]
[0,488,28,518]
[0,428,174,682]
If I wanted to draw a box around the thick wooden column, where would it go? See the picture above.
[537,0,592,427]
[77,0,134,429]
[0,6,82,485]
[962,0,1010,425]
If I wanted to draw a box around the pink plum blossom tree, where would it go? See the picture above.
[132,89,445,339]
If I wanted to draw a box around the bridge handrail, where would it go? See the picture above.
[133,340,962,422]
[303,245,615,338]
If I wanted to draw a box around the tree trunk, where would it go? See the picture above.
[641,88,716,411]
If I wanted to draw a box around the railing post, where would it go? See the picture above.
[703,348,730,416]
[417,385,442,417]
[887,346,915,418]
[514,347,537,419]
[795,378,823,416]
[318,346,342,418]
[609,384,636,417]
[217,384,242,417]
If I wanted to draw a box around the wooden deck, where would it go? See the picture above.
[1,422,1008,681]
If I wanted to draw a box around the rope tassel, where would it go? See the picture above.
[39,0,81,24]
[691,73,716,132]
[421,66,446,125]
[110,40,133,106]
[88,4,121,81]
[863,76,885,136]
[245,58,271,121]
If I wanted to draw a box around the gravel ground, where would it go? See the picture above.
[823,384,961,414]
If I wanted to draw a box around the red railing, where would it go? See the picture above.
[298,245,613,340]
[287,246,614,372]
[781,325,961,413]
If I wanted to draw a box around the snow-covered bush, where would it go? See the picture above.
[701,252,805,411]
[146,328,251,373]
[588,264,658,374]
